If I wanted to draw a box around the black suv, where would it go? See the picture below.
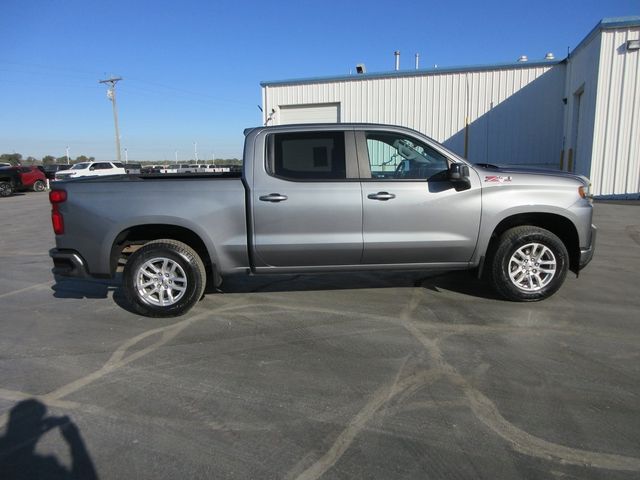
[41,163,71,180]
[0,166,23,197]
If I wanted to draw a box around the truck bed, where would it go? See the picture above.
[53,174,249,277]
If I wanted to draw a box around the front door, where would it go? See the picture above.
[358,130,481,265]
[251,130,363,269]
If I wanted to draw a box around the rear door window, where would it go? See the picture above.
[269,131,346,180]
[92,163,112,170]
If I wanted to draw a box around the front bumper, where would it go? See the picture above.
[579,224,597,270]
[49,249,90,278]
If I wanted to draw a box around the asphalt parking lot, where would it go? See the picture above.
[1,192,639,479]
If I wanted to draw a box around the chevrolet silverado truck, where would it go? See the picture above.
[49,123,596,317]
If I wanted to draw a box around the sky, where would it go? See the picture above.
[1,0,638,162]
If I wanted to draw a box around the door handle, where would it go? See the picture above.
[259,193,288,202]
[367,192,396,201]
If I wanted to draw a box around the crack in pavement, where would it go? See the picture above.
[2,294,639,476]
[0,300,248,427]
[400,288,640,472]
[288,288,640,479]
[287,368,442,480]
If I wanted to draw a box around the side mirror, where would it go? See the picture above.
[448,163,471,191]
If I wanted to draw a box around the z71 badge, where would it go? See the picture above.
[485,175,513,183]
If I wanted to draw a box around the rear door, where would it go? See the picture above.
[357,129,481,265]
[19,167,36,186]
[251,129,363,269]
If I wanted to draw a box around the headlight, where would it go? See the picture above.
[578,183,593,202]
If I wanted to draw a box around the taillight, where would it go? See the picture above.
[49,190,67,203]
[49,189,67,235]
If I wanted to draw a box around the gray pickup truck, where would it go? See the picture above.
[49,123,596,317]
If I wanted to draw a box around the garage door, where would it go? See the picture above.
[278,103,340,124]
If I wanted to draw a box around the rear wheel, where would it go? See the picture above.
[123,239,206,317]
[33,180,46,192]
[491,226,569,301]
[0,181,13,197]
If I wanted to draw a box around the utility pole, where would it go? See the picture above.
[99,76,123,162]
[175,150,178,164]
[194,142,198,164]
[65,146,70,164]
[124,147,128,164]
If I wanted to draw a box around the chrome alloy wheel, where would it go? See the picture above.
[508,242,557,292]
[135,257,187,306]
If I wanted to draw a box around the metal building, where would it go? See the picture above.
[261,17,640,197]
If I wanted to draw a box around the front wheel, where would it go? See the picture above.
[123,239,206,317]
[33,180,46,192]
[491,226,569,301]
[0,181,13,197]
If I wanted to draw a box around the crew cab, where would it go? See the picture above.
[49,124,596,317]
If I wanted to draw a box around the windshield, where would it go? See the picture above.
[71,163,90,170]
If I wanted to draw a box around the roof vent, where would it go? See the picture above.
[394,50,400,71]
[545,52,555,60]
[518,55,528,62]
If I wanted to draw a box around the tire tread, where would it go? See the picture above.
[491,226,568,302]
[123,239,206,317]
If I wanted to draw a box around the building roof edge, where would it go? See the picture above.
[261,60,562,87]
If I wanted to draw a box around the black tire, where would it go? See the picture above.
[0,181,13,197]
[491,226,569,301]
[33,180,46,192]
[122,239,206,317]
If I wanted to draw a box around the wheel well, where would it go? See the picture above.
[110,224,219,285]
[486,213,580,273]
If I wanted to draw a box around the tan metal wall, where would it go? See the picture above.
[263,64,565,168]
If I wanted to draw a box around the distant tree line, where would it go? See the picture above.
[0,153,242,166]
[0,153,94,166]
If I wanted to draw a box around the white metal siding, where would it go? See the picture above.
[262,20,640,197]
[264,65,565,168]
[591,27,640,196]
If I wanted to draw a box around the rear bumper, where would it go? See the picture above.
[49,249,90,278]
[579,224,597,270]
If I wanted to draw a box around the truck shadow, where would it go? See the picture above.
[217,270,502,300]
[51,270,502,315]
[51,275,140,315]
[51,275,120,300]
